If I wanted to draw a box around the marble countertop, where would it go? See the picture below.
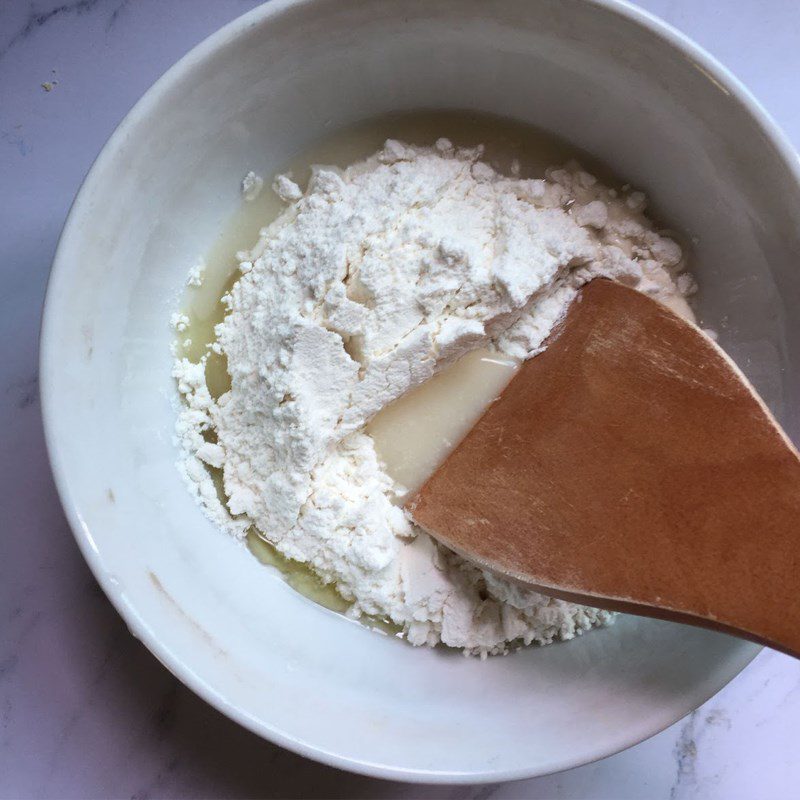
[2,1,799,797]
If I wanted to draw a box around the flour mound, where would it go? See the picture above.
[174,139,694,656]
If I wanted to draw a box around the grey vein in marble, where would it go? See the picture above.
[0,0,106,60]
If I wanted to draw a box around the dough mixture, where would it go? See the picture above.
[174,138,695,656]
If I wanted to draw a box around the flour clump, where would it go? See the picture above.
[174,139,695,656]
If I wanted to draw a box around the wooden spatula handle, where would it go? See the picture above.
[409,280,800,658]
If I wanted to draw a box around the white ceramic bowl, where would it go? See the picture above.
[41,0,800,783]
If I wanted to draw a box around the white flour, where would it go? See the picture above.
[174,139,695,656]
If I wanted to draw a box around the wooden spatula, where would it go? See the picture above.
[408,278,800,658]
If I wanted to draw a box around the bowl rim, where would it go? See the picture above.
[40,0,794,784]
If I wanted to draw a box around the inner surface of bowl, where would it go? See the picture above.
[43,0,800,781]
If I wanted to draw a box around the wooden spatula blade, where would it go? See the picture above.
[408,279,800,657]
